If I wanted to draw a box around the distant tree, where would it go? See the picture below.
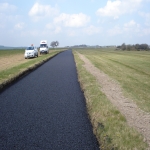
[121,43,126,50]
[141,44,149,50]
[126,45,131,51]
[50,41,56,48]
[135,44,140,50]
[50,41,59,48]
[117,43,149,51]
[55,41,59,48]
[116,45,121,49]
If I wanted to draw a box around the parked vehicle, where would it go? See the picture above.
[39,40,49,54]
[24,45,38,59]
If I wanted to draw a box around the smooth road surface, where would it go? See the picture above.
[0,50,99,150]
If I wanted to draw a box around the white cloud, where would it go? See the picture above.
[96,0,142,19]
[29,2,59,21]
[67,30,77,37]
[139,12,150,26]
[142,28,150,35]
[123,20,140,33]
[0,3,17,13]
[0,3,19,28]
[46,23,54,29]
[83,25,102,35]
[46,23,62,34]
[97,0,121,19]
[54,26,62,34]
[107,26,123,36]
[21,30,39,37]
[54,13,90,28]
[15,22,25,30]
[124,20,135,27]
[107,20,140,36]
[0,14,20,30]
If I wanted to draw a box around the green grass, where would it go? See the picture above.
[73,50,148,150]
[49,48,67,50]
[0,49,24,57]
[74,48,150,112]
[0,50,63,84]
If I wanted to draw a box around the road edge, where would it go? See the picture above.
[0,51,64,92]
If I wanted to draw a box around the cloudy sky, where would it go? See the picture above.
[0,0,150,47]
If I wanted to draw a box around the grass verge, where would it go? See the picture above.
[0,50,63,91]
[73,51,148,150]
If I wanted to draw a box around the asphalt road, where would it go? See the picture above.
[0,50,99,150]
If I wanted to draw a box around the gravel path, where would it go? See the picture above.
[0,50,99,150]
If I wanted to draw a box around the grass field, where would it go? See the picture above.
[74,48,150,113]
[0,48,149,149]
[0,49,24,56]
[73,48,149,150]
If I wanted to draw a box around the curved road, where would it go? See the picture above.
[0,50,99,150]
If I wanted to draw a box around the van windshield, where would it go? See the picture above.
[40,44,47,48]
[26,47,34,50]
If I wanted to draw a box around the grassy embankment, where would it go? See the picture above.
[73,49,149,150]
[0,49,64,89]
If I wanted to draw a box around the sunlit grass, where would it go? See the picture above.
[75,48,150,112]
[73,50,148,150]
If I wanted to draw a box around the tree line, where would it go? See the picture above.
[117,43,150,51]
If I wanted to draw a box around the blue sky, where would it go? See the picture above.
[0,0,150,47]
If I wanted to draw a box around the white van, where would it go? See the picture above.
[39,40,49,54]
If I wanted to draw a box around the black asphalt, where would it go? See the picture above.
[0,50,99,150]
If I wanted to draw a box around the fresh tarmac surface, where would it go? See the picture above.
[0,50,99,150]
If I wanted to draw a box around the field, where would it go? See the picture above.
[73,48,150,149]
[75,49,150,112]
[0,48,149,149]
[0,49,63,88]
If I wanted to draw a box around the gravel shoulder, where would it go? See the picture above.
[77,52,150,148]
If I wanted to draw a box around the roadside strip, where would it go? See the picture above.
[0,51,64,92]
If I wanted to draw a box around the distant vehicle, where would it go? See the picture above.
[39,40,49,54]
[24,45,38,59]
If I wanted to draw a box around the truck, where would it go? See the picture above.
[39,40,49,54]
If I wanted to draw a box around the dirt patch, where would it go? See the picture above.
[77,52,150,148]
[0,54,29,72]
